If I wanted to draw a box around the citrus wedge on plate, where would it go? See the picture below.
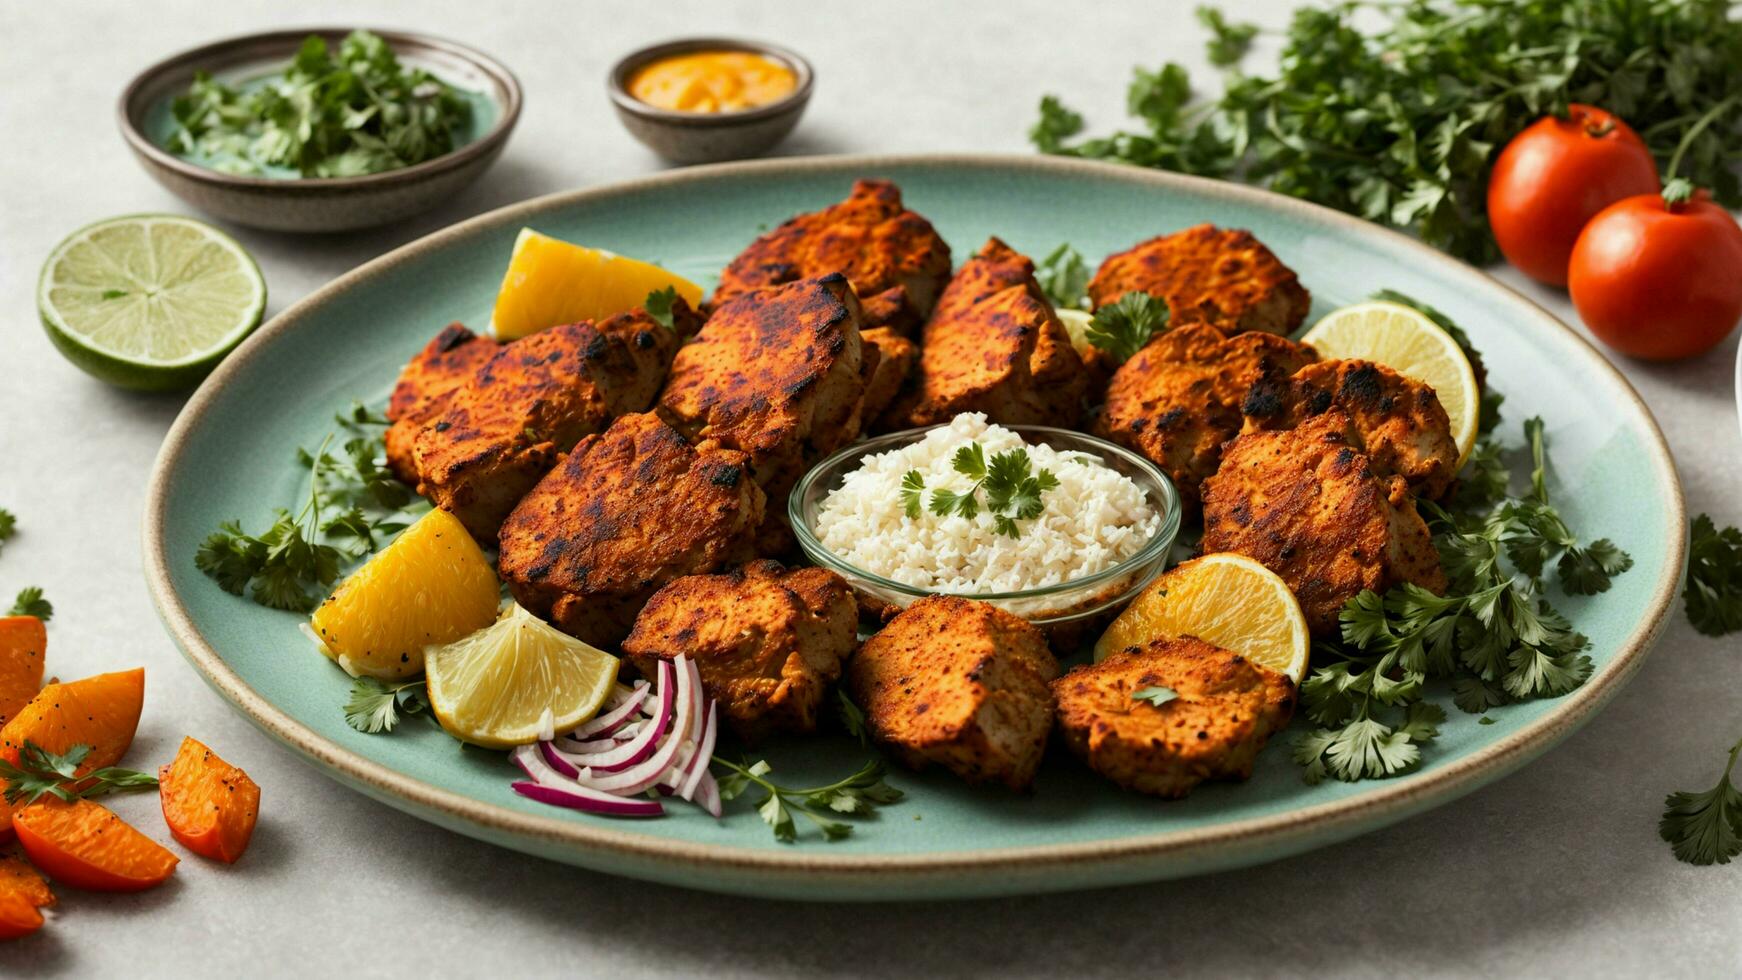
[1094,553,1310,683]
[425,603,620,748]
[1299,300,1482,465]
[489,228,704,340]
[310,508,500,681]
[1056,307,1096,359]
[38,215,266,392]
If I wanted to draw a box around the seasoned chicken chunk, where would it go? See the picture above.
[858,327,918,426]
[414,303,694,542]
[1094,324,1316,508]
[657,274,867,502]
[715,179,952,335]
[847,595,1059,791]
[1242,359,1458,501]
[1088,224,1311,336]
[885,238,1088,429]
[1053,636,1296,799]
[622,560,858,741]
[497,412,765,647]
[383,324,498,484]
[1200,411,1446,636]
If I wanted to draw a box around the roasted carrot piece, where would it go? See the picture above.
[0,668,144,778]
[0,893,42,941]
[0,841,53,942]
[0,617,46,728]
[12,797,177,892]
[159,737,260,863]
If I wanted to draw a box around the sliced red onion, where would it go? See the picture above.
[571,659,695,795]
[678,694,719,800]
[570,682,650,740]
[511,781,663,817]
[552,662,675,772]
[539,740,579,779]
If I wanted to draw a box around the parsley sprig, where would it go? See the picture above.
[1086,291,1170,362]
[714,757,903,843]
[196,403,427,612]
[169,30,472,178]
[0,507,15,554]
[1035,243,1091,311]
[904,443,1061,539]
[1684,515,1742,637]
[1033,0,1742,263]
[643,286,680,330]
[1293,416,1631,783]
[836,690,871,747]
[344,676,432,734]
[7,587,51,621]
[0,741,159,806]
[1661,733,1742,865]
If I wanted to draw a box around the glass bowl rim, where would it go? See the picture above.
[788,423,1183,603]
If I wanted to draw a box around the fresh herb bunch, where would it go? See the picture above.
[196,402,428,612]
[344,676,432,734]
[170,30,472,178]
[713,756,903,842]
[0,741,159,806]
[1032,0,1742,263]
[1684,515,1742,637]
[7,587,51,621]
[1293,416,1633,783]
[902,443,1061,539]
[1661,733,1742,865]
[1086,291,1170,362]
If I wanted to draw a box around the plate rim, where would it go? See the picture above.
[141,152,1686,892]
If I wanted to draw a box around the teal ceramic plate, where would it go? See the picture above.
[143,155,1684,901]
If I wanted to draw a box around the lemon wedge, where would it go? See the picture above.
[1056,307,1097,360]
[310,508,500,680]
[425,603,620,748]
[1094,553,1310,683]
[1299,300,1482,466]
[489,229,704,341]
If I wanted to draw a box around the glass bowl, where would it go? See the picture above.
[789,425,1181,627]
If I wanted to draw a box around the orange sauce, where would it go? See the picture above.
[628,51,797,113]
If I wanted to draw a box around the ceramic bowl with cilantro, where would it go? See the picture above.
[119,28,522,232]
[791,414,1182,625]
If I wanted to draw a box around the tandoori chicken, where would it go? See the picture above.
[383,324,498,484]
[1088,224,1312,336]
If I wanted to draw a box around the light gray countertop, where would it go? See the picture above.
[3,1,1739,976]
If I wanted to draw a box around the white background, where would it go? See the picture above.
[2,1,1740,976]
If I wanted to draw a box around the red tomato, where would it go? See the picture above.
[1568,188,1742,360]
[1487,105,1659,286]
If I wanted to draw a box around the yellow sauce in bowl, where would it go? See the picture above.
[628,51,797,113]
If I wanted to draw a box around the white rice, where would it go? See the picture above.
[813,413,1161,593]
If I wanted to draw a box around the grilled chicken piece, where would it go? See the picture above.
[657,274,867,503]
[1088,224,1311,337]
[498,412,765,647]
[1053,636,1296,799]
[622,560,858,741]
[847,595,1059,791]
[715,179,952,336]
[1242,359,1458,501]
[383,324,498,484]
[1094,324,1316,509]
[885,238,1088,429]
[858,327,918,427]
[1200,410,1446,636]
[413,303,695,542]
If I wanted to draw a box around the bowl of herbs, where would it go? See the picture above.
[119,28,521,233]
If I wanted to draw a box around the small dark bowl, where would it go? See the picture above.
[608,38,813,165]
[119,28,522,233]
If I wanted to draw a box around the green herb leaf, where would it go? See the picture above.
[1035,243,1091,311]
[1086,291,1169,362]
[1196,6,1258,67]
[1132,685,1178,707]
[899,470,926,520]
[343,676,429,734]
[712,756,901,843]
[7,587,51,621]
[644,286,680,329]
[1685,514,1742,636]
[0,741,159,806]
[837,690,871,746]
[0,507,15,553]
[1661,736,1742,865]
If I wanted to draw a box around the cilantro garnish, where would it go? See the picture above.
[1133,685,1178,707]
[0,741,159,806]
[1196,6,1258,67]
[899,470,926,520]
[1661,734,1742,865]
[1085,291,1169,363]
[1035,243,1091,311]
[714,756,902,843]
[1685,514,1742,637]
[7,587,51,622]
[196,402,427,612]
[836,690,871,747]
[344,676,431,734]
[168,30,472,178]
[1293,415,1632,783]
[0,507,15,554]
[1032,1,1742,263]
[644,286,680,329]
[923,443,1060,539]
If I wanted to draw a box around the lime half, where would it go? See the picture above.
[38,215,266,392]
